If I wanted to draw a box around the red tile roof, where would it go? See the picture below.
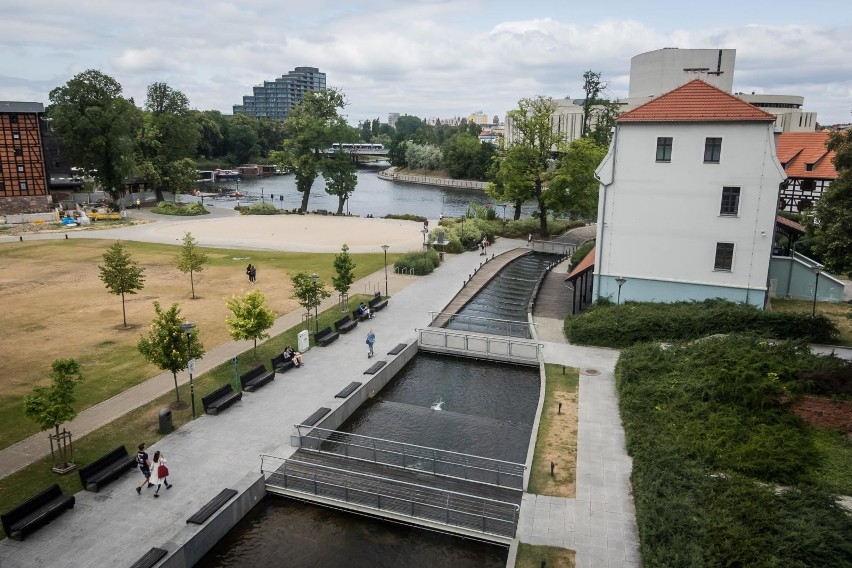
[568,246,596,279]
[776,132,837,180]
[618,79,776,123]
[776,215,805,234]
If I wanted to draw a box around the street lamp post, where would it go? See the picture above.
[180,322,197,418]
[310,273,319,334]
[381,245,389,297]
[615,277,627,325]
[811,265,822,317]
[421,228,428,251]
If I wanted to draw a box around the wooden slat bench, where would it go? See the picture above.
[364,360,387,375]
[129,547,168,568]
[202,384,242,415]
[334,315,357,334]
[387,343,407,355]
[186,488,238,525]
[1,484,74,540]
[271,352,296,373]
[239,363,275,392]
[78,445,136,492]
[369,293,389,312]
[335,382,362,398]
[301,407,331,427]
[315,327,339,347]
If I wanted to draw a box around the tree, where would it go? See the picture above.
[47,69,136,198]
[394,115,423,138]
[291,272,332,331]
[99,241,146,327]
[808,130,852,274]
[489,96,562,235]
[24,359,83,470]
[332,244,356,309]
[281,89,351,212]
[549,137,608,220]
[226,290,276,359]
[581,70,605,138]
[405,142,442,172]
[322,151,358,215]
[442,133,494,180]
[227,114,260,165]
[176,232,208,299]
[137,302,205,405]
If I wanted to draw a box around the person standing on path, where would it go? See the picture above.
[135,443,153,494]
[527,234,533,246]
[135,197,141,210]
[250,265,257,283]
[366,329,375,358]
[149,450,172,498]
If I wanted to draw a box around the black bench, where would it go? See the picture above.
[186,488,238,525]
[352,308,370,323]
[1,484,74,540]
[335,381,362,398]
[369,293,389,312]
[129,547,168,568]
[334,314,357,334]
[239,363,275,392]
[364,360,387,375]
[271,352,296,373]
[301,407,331,427]
[315,326,339,347]
[202,384,242,415]
[78,445,136,492]
[387,343,407,355]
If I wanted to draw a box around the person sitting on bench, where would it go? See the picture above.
[357,302,373,319]
[285,345,303,367]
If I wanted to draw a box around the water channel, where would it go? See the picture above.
[197,253,551,567]
[193,168,538,219]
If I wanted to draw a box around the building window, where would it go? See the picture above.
[19,182,28,190]
[14,148,22,156]
[704,137,722,163]
[9,114,17,123]
[656,137,673,162]
[714,242,734,271]
[12,132,20,140]
[17,165,25,173]
[720,186,741,216]
[805,164,814,171]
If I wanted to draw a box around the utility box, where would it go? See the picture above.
[158,408,173,434]
[298,329,310,352]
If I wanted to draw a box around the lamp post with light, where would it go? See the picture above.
[180,322,197,418]
[310,273,320,334]
[381,245,389,297]
[421,228,428,250]
[811,265,822,317]
[615,277,627,325]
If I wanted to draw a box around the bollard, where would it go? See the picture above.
[550,461,555,477]
[558,402,562,414]
[19,236,23,242]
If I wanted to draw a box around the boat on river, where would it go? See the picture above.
[214,169,242,181]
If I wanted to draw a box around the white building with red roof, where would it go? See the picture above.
[592,79,786,308]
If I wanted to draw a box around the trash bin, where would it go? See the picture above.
[298,329,310,352]
[158,408,173,434]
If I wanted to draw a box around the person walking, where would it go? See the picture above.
[150,450,172,498]
[250,265,257,283]
[528,234,533,246]
[135,443,154,495]
[245,264,253,283]
[135,197,141,210]
[366,329,375,359]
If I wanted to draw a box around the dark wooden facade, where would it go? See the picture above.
[0,102,52,214]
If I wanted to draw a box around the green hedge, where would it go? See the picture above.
[384,213,426,222]
[618,335,852,565]
[565,299,838,348]
[238,201,283,215]
[570,240,594,265]
[151,201,210,216]
[393,249,441,275]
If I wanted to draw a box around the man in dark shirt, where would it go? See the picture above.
[136,442,153,495]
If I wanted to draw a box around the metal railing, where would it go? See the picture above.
[292,426,525,489]
[417,327,542,365]
[260,455,519,540]
[429,311,533,338]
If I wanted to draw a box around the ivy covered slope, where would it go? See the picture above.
[617,335,852,567]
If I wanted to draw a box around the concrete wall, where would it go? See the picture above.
[417,328,541,365]
[768,256,845,301]
[629,48,736,98]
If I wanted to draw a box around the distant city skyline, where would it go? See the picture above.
[1,0,850,125]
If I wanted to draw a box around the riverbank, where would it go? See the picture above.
[378,166,488,190]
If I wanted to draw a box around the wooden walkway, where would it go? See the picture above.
[430,248,531,328]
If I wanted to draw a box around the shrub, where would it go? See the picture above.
[393,249,441,275]
[240,201,282,215]
[565,298,838,348]
[570,240,595,265]
[152,201,210,216]
[501,217,584,238]
[384,213,427,222]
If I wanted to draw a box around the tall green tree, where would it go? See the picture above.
[137,302,205,405]
[280,89,351,212]
[99,241,146,327]
[808,130,852,274]
[489,96,562,235]
[291,272,332,331]
[549,137,608,220]
[332,244,356,309]
[47,69,137,198]
[322,151,358,214]
[581,70,605,138]
[176,232,208,299]
[24,359,83,469]
[394,115,423,139]
[226,114,260,165]
[442,133,494,180]
[226,290,276,359]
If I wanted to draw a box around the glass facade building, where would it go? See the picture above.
[233,67,326,121]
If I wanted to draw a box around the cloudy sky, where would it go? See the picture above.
[1,0,850,125]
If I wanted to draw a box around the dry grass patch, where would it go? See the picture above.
[516,543,575,568]
[770,298,852,346]
[528,364,579,497]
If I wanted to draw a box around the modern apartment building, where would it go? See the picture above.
[233,67,326,121]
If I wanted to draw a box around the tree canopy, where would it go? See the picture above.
[226,289,276,359]
[808,130,852,274]
[98,241,146,327]
[176,232,208,299]
[332,244,356,304]
[549,137,608,220]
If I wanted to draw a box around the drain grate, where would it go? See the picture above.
[581,368,600,376]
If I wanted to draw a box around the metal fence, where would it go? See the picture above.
[429,312,533,338]
[261,455,519,540]
[292,426,526,489]
[418,328,542,365]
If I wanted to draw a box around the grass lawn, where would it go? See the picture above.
[771,298,852,346]
[527,364,579,496]
[0,239,397,450]
[515,543,575,568]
